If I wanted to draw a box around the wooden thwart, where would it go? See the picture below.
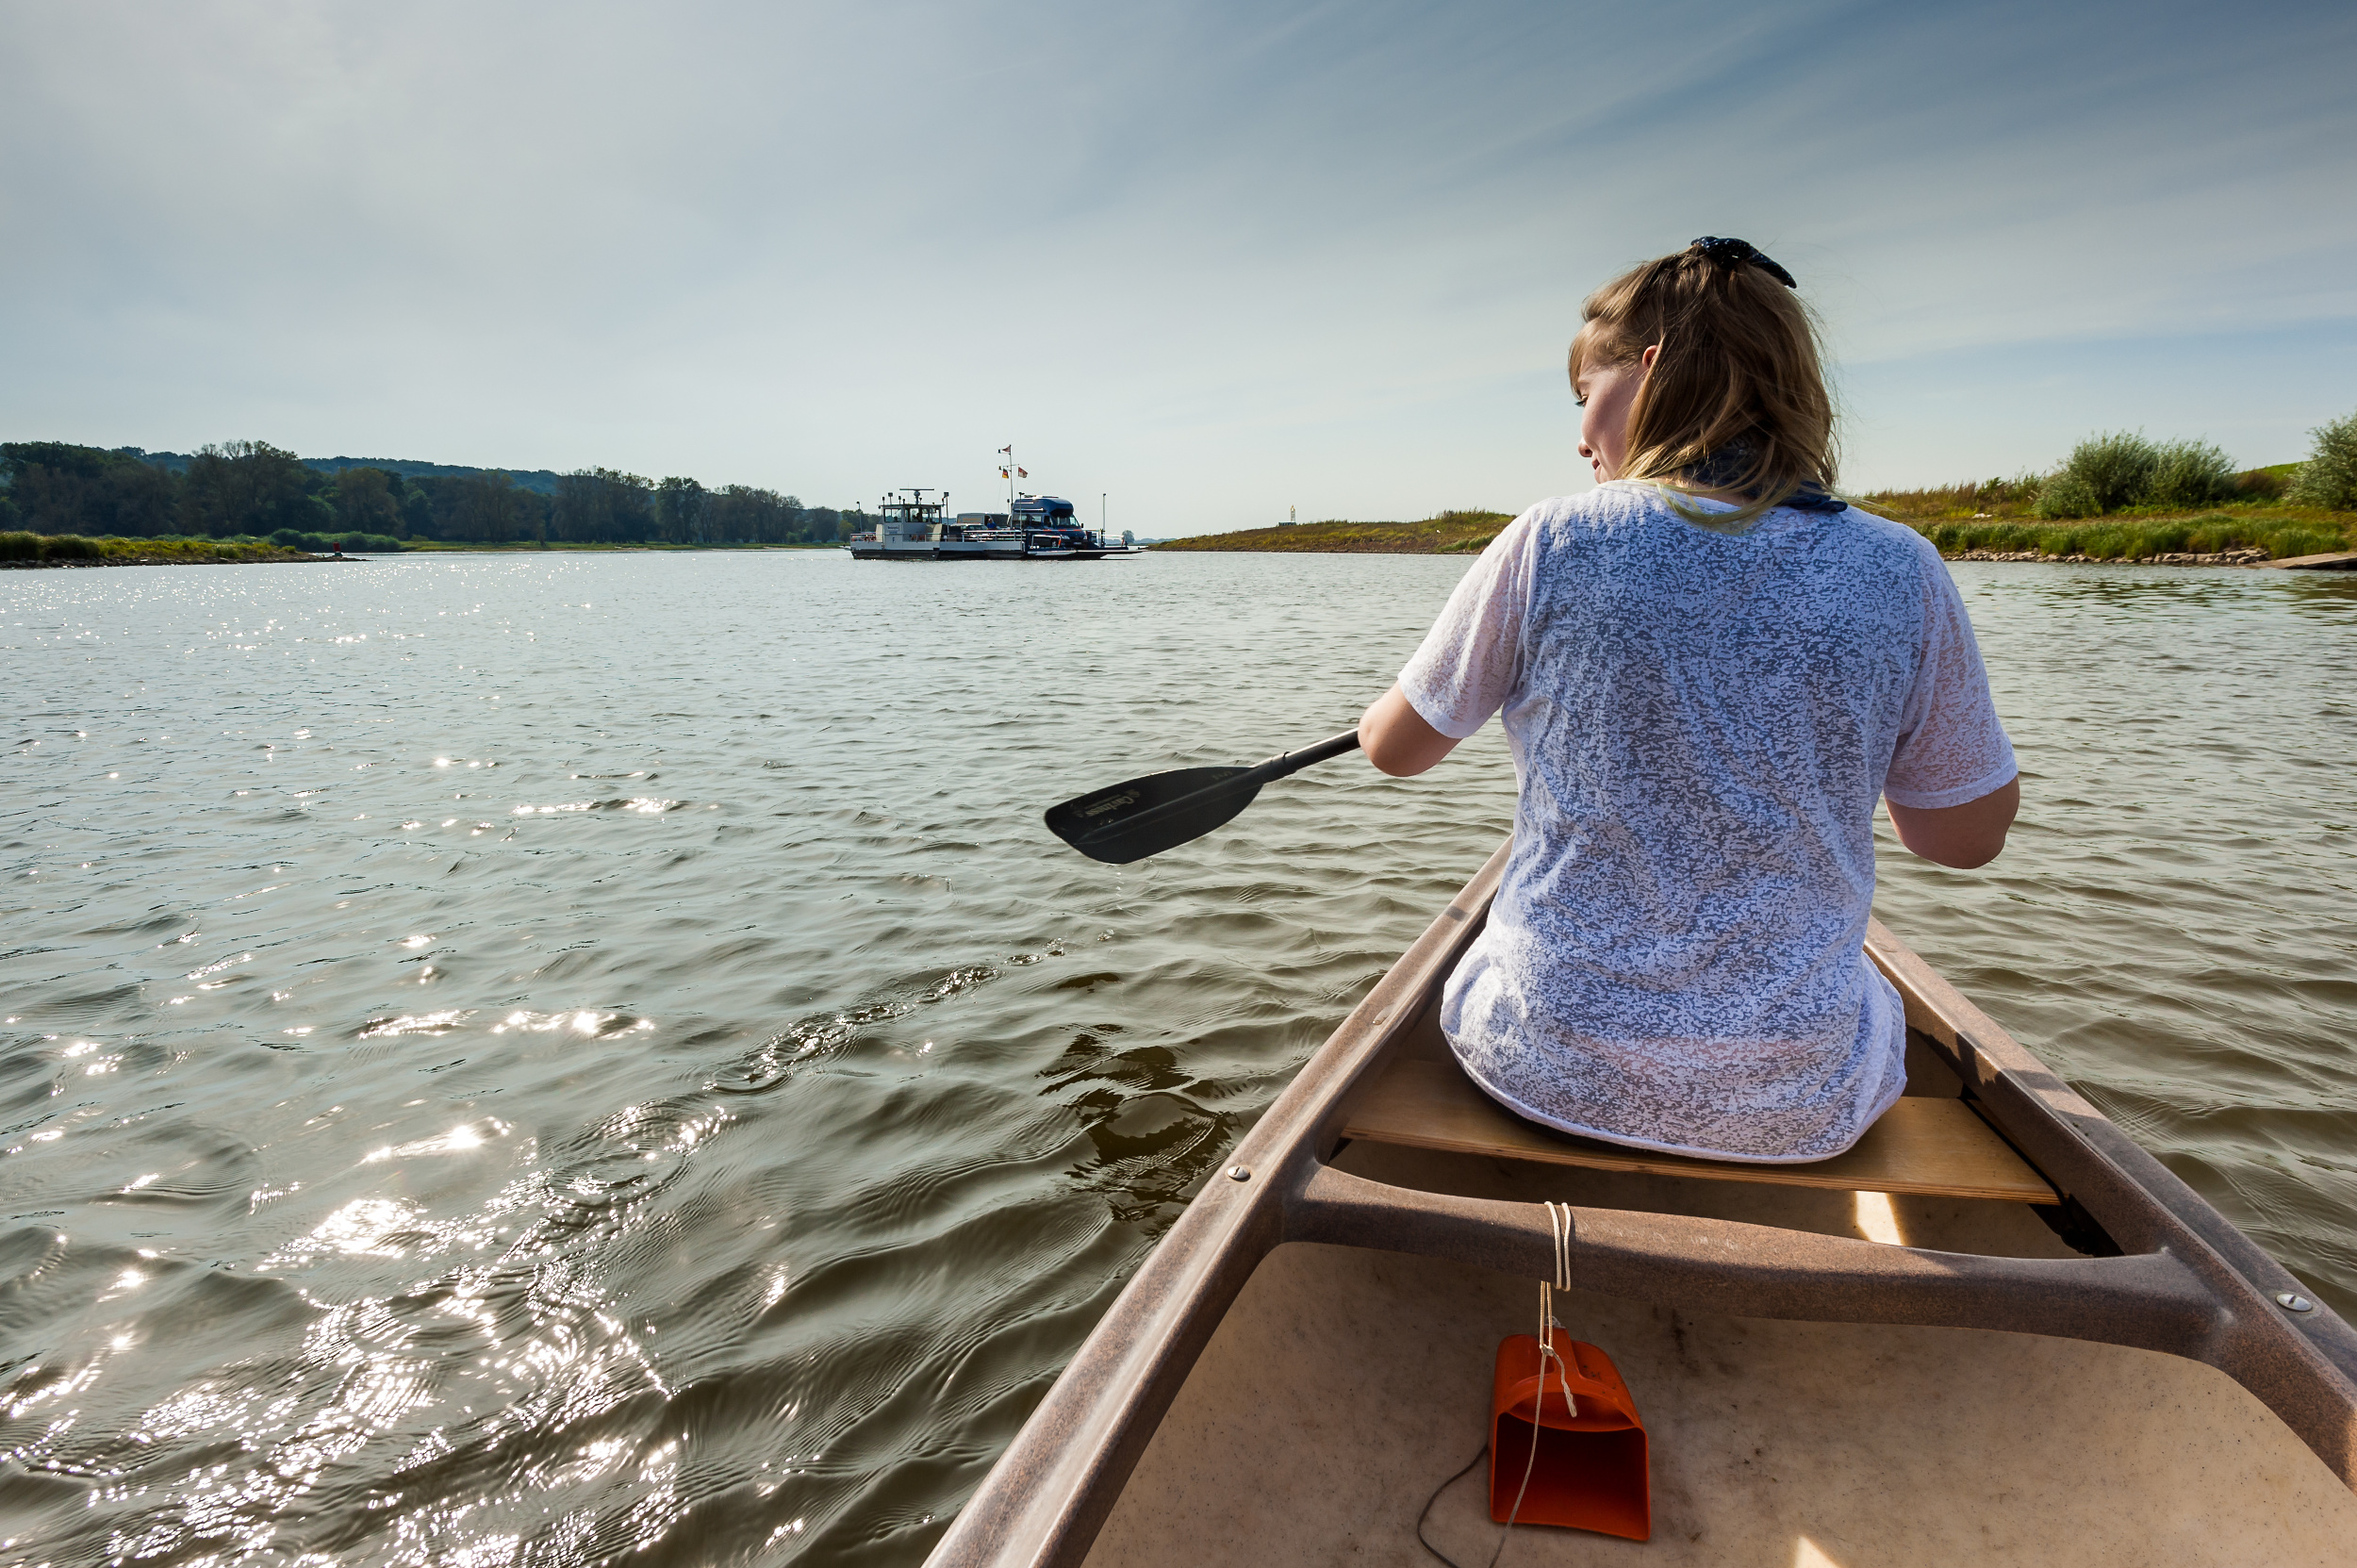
[1341,1058,2058,1205]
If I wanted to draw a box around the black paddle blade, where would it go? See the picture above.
[1044,765,1261,865]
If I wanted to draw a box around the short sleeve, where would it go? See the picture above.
[1884,552,2018,809]
[1397,508,1540,740]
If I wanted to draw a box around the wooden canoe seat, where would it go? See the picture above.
[1341,1058,2057,1205]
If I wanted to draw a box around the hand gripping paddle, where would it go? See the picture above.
[1044,730,1362,865]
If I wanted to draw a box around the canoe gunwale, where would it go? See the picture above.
[924,846,1511,1568]
[924,842,2357,1568]
[1865,922,2357,1462]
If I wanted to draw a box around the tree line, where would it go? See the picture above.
[0,439,873,546]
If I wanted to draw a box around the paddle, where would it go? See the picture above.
[1044,729,1363,864]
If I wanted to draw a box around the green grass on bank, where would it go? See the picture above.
[1161,496,2354,564]
[1861,503,2354,563]
[0,532,318,566]
[273,527,836,554]
[1153,509,1513,554]
[1857,455,2355,562]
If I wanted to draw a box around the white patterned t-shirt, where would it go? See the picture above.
[1399,482,2016,1162]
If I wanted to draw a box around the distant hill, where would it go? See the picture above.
[124,448,567,496]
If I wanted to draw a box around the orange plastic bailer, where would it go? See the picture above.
[1488,1329,1649,1541]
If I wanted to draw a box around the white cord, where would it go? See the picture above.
[1493,1203,1581,1565]
[1540,1202,1575,1417]
[1550,1199,1574,1293]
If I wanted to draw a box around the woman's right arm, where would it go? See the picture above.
[1359,684,1461,777]
[1883,544,2019,870]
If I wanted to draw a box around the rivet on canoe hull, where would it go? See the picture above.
[1227,1165,1251,1182]
[2276,1292,2316,1313]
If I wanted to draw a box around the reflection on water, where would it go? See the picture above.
[1,552,2351,1562]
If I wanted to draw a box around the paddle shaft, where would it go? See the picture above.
[1245,728,1362,784]
[1115,729,1360,835]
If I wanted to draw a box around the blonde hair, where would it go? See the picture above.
[1569,239,1838,528]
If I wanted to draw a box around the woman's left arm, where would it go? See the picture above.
[1360,685,1461,776]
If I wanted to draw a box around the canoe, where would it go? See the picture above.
[928,842,2357,1565]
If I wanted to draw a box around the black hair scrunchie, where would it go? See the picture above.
[1687,236,1797,289]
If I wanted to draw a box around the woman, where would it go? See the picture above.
[1359,238,2019,1163]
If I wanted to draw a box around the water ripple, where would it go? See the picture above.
[0,552,2349,1563]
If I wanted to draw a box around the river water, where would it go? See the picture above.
[3,549,2352,1564]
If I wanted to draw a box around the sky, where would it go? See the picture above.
[2,0,2352,535]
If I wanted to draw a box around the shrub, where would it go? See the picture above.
[265,528,397,553]
[2286,410,2357,510]
[1975,474,2041,508]
[2057,431,2160,512]
[2233,468,2289,502]
[265,531,405,554]
[41,533,102,559]
[2033,471,2099,519]
[0,530,39,559]
[2144,439,2238,508]
[2019,431,2277,519]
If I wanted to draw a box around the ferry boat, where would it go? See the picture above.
[847,487,1143,562]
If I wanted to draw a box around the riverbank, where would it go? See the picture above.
[1154,510,1511,553]
[1882,492,2355,566]
[0,533,321,567]
[393,539,839,553]
[1156,497,2357,564]
[0,533,845,568]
